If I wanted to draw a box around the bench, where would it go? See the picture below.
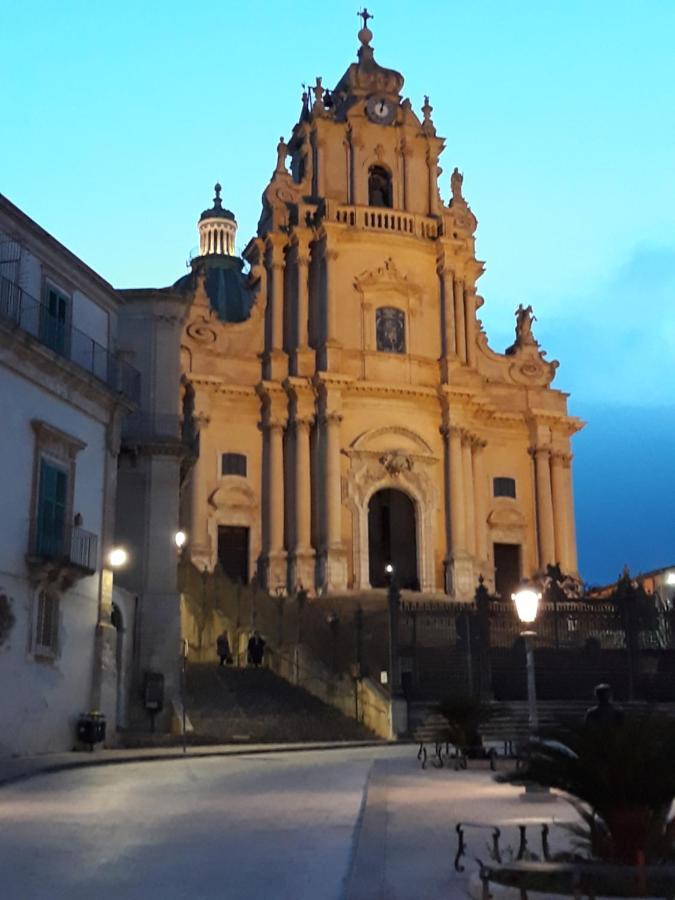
[415,735,498,771]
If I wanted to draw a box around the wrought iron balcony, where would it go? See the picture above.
[0,274,140,404]
[27,519,98,577]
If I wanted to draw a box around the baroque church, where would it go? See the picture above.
[174,19,582,601]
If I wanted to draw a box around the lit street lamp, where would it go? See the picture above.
[174,530,187,550]
[108,546,129,569]
[511,580,542,737]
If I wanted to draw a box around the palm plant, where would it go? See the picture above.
[498,713,675,864]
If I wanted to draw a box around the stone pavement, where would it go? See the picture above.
[345,752,578,900]
[0,744,579,898]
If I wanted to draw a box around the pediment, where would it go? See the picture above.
[487,505,526,528]
[208,479,258,511]
[350,426,434,456]
[353,258,422,299]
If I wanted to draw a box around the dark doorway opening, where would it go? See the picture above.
[368,165,392,208]
[494,542,521,600]
[368,489,418,589]
[218,526,249,584]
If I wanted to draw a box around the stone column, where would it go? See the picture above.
[448,426,466,554]
[563,454,579,574]
[400,140,410,211]
[550,451,569,571]
[462,431,476,557]
[260,388,288,590]
[188,412,212,567]
[472,438,488,565]
[293,414,315,588]
[324,247,338,345]
[325,411,342,550]
[532,447,556,569]
[293,231,313,376]
[440,266,456,361]
[464,288,477,368]
[454,278,467,363]
[268,239,285,352]
[266,236,287,381]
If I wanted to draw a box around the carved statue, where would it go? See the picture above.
[515,303,537,345]
[275,136,288,175]
[451,167,464,202]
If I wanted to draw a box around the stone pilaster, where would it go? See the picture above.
[188,410,211,568]
[438,263,456,380]
[286,379,316,591]
[454,278,467,363]
[464,287,477,368]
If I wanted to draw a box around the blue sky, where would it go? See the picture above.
[2,0,674,583]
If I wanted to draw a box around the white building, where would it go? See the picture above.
[0,194,139,755]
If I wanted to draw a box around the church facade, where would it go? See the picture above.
[178,22,582,600]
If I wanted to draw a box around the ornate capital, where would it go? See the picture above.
[551,450,573,468]
[529,445,551,460]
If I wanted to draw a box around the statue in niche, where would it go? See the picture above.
[376,306,405,354]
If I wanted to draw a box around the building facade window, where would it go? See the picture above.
[493,476,516,499]
[35,459,68,558]
[221,452,247,477]
[368,166,392,208]
[41,284,70,357]
[34,589,59,658]
[376,307,405,354]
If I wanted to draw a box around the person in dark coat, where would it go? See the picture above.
[216,631,231,666]
[247,631,265,668]
[585,683,624,727]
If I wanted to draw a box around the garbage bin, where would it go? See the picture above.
[77,712,106,751]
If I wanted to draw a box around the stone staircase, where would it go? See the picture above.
[184,663,378,744]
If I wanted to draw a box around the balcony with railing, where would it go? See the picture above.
[0,274,140,404]
[27,519,98,578]
[324,201,441,240]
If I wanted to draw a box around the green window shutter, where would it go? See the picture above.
[37,460,67,558]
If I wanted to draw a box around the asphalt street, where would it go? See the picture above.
[0,745,575,899]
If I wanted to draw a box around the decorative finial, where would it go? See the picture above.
[213,183,223,208]
[357,7,373,45]
[422,95,432,121]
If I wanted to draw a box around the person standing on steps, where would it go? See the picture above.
[247,630,265,668]
[216,630,231,667]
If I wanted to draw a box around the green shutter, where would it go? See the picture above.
[37,460,67,558]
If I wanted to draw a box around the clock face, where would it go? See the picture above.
[366,95,396,125]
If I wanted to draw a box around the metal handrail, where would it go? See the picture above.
[0,274,140,403]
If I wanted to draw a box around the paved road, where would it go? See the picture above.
[0,746,576,900]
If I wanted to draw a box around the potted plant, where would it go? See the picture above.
[498,712,675,865]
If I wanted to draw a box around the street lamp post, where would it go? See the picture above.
[511,581,542,738]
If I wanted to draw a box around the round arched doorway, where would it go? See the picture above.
[368,488,418,589]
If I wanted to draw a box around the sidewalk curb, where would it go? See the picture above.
[0,740,408,790]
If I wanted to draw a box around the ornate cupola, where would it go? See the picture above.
[198,183,237,256]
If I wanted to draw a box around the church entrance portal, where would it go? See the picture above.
[218,525,249,584]
[368,489,418,589]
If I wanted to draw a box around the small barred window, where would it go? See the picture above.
[35,590,59,657]
[221,453,247,477]
[493,477,516,499]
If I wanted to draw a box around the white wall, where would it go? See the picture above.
[72,289,109,349]
[0,367,107,757]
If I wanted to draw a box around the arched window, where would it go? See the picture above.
[376,307,405,353]
[368,165,392,208]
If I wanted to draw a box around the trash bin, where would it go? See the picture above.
[77,712,106,751]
